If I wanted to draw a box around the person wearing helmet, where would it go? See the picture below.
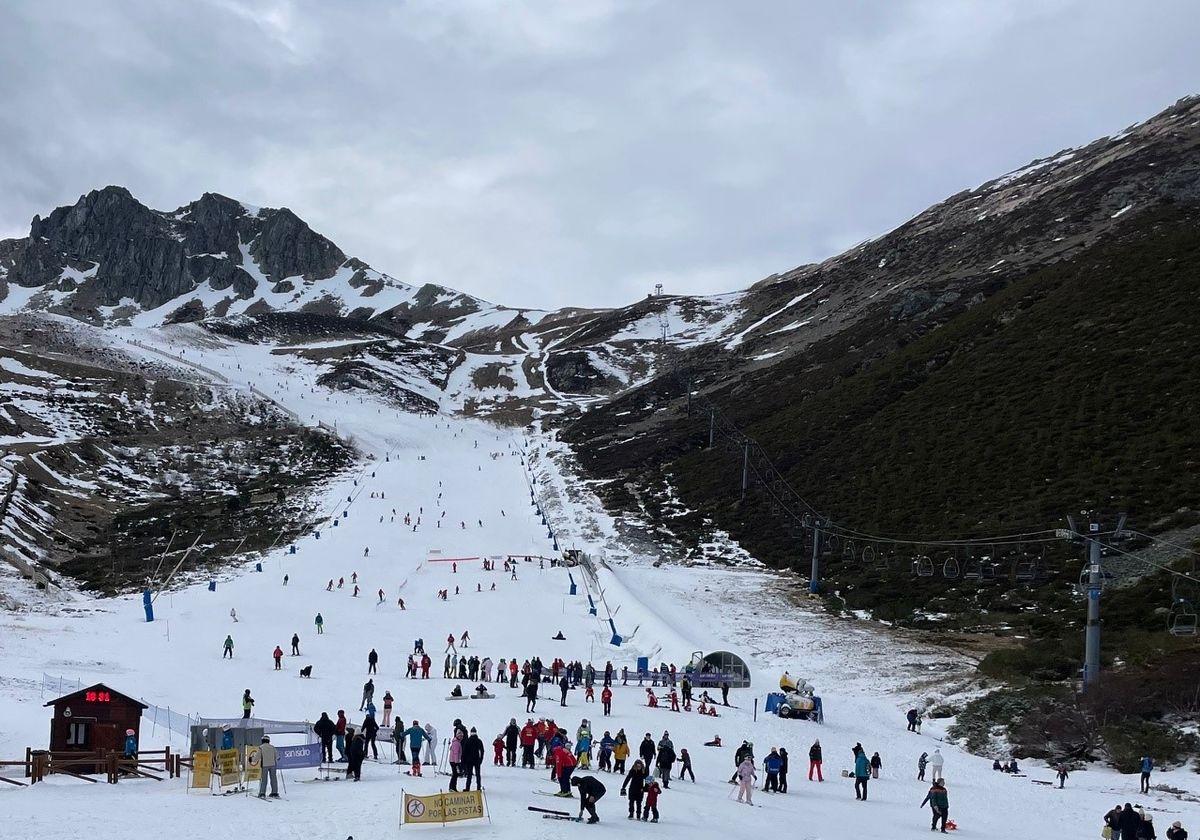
[257,735,279,798]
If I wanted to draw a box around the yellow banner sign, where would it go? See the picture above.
[403,790,485,824]
[191,751,212,789]
[216,748,241,787]
[244,745,262,782]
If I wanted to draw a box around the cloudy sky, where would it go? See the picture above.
[2,1,1197,309]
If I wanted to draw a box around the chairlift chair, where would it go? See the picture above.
[914,556,935,577]
[942,552,961,580]
[843,539,855,560]
[1169,602,1198,636]
[1014,555,1038,583]
[862,544,876,565]
[963,552,983,581]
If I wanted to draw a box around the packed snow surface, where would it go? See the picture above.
[0,325,1195,840]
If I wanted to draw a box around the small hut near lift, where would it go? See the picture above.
[45,683,147,773]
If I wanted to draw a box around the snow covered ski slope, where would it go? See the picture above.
[1,325,1197,839]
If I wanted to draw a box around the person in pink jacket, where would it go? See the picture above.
[449,731,465,791]
[736,756,757,805]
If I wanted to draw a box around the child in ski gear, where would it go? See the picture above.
[678,747,694,782]
[644,775,662,821]
[123,729,137,758]
[736,756,756,805]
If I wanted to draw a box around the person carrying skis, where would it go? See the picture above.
[368,649,378,675]
[736,756,757,805]
[314,712,335,763]
[360,679,374,711]
[223,635,235,659]
[273,645,283,670]
[808,739,823,781]
[242,689,255,719]
[572,775,606,824]
[621,759,648,819]
[921,778,950,832]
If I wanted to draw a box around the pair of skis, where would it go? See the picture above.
[529,805,582,822]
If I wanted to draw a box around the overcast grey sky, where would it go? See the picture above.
[2,1,1197,309]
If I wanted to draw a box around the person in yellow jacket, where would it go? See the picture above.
[613,731,631,774]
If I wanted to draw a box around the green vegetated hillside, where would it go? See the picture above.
[565,205,1200,766]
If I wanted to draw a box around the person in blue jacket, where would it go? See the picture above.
[853,744,871,801]
[221,726,235,750]
[1140,755,1154,793]
[763,748,783,792]
[123,728,137,758]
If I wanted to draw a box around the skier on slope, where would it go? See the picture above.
[360,679,374,711]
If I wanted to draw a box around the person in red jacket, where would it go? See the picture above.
[421,654,431,679]
[272,646,283,670]
[552,744,577,795]
[601,686,613,716]
[493,735,505,766]
[520,719,538,768]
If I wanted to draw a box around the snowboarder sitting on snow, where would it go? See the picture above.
[552,630,566,640]
[645,688,659,708]
[451,684,464,697]
[704,735,722,747]
[473,683,490,698]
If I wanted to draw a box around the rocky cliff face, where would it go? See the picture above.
[0,186,479,325]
